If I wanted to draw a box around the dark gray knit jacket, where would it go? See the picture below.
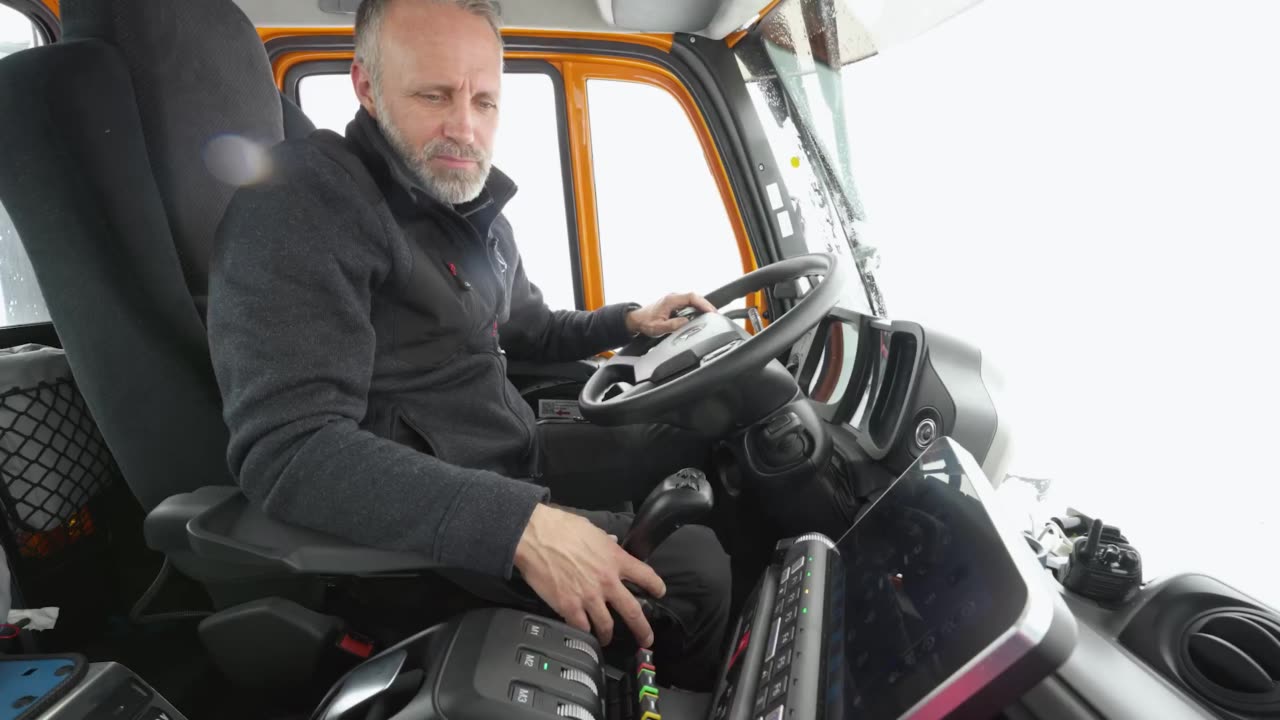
[207,109,636,578]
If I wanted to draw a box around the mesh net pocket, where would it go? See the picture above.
[0,378,117,556]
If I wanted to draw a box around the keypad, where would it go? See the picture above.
[779,626,796,648]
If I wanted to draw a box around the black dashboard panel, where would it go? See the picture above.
[1005,584,1225,720]
[792,310,1006,480]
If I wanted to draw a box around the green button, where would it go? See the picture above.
[640,685,659,702]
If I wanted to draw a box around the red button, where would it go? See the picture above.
[338,633,374,658]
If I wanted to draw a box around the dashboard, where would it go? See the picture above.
[774,309,1278,720]
[786,308,1010,484]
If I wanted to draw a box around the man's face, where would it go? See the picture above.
[353,1,502,204]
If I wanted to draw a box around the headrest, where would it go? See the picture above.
[61,0,286,307]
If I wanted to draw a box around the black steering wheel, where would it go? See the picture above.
[580,252,848,426]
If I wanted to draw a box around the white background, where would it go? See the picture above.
[843,0,1280,609]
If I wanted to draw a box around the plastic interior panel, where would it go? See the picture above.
[0,656,84,720]
[23,662,187,720]
[843,319,927,461]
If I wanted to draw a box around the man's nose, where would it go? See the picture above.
[442,101,476,146]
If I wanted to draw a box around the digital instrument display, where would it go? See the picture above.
[827,444,1031,717]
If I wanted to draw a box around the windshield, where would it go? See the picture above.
[737,0,1280,611]
[732,0,980,317]
[732,5,878,316]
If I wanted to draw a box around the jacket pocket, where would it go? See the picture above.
[391,407,439,458]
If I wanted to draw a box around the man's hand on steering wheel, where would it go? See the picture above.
[514,504,667,647]
[624,292,717,338]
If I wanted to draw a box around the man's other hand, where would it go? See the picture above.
[514,505,667,647]
[625,292,717,337]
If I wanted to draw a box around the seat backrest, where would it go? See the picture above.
[0,0,314,509]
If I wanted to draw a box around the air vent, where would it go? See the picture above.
[1179,608,1280,715]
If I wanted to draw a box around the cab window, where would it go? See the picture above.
[587,79,742,306]
[0,4,50,329]
[298,70,577,311]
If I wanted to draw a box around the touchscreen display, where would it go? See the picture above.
[826,444,1029,718]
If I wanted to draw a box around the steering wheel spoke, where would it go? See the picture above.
[579,253,847,426]
[607,379,655,402]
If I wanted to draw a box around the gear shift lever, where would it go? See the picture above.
[622,468,714,562]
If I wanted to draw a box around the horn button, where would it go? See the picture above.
[635,314,749,385]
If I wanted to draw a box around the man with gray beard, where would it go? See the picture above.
[207,0,730,687]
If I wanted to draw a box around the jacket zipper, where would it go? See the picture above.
[449,214,532,462]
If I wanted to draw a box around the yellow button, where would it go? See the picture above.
[640,713,661,720]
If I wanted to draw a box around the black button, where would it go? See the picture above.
[525,622,546,639]
[759,659,773,685]
[774,648,792,672]
[510,683,536,706]
[785,590,800,607]
[769,675,789,702]
[754,690,767,714]
[789,574,803,590]
[640,695,660,716]
[782,607,798,624]
[518,651,539,669]
[779,626,796,647]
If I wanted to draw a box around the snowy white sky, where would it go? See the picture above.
[845,0,1280,609]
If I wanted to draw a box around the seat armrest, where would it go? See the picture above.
[145,486,439,575]
[506,359,601,382]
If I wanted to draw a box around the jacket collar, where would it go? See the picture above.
[345,107,517,230]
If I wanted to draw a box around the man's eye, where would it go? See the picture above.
[419,93,445,103]
[478,100,498,111]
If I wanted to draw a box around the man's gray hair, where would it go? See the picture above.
[355,0,504,90]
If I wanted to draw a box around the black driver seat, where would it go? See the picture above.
[0,0,298,507]
[0,0,441,682]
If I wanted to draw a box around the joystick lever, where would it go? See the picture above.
[622,468,714,562]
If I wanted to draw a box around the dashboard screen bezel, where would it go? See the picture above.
[829,437,1068,718]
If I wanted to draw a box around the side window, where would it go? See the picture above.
[0,5,50,328]
[297,70,577,311]
[587,79,742,307]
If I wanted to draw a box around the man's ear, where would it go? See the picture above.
[351,61,378,116]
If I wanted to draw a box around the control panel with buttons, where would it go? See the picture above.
[707,534,840,720]
[427,610,607,720]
